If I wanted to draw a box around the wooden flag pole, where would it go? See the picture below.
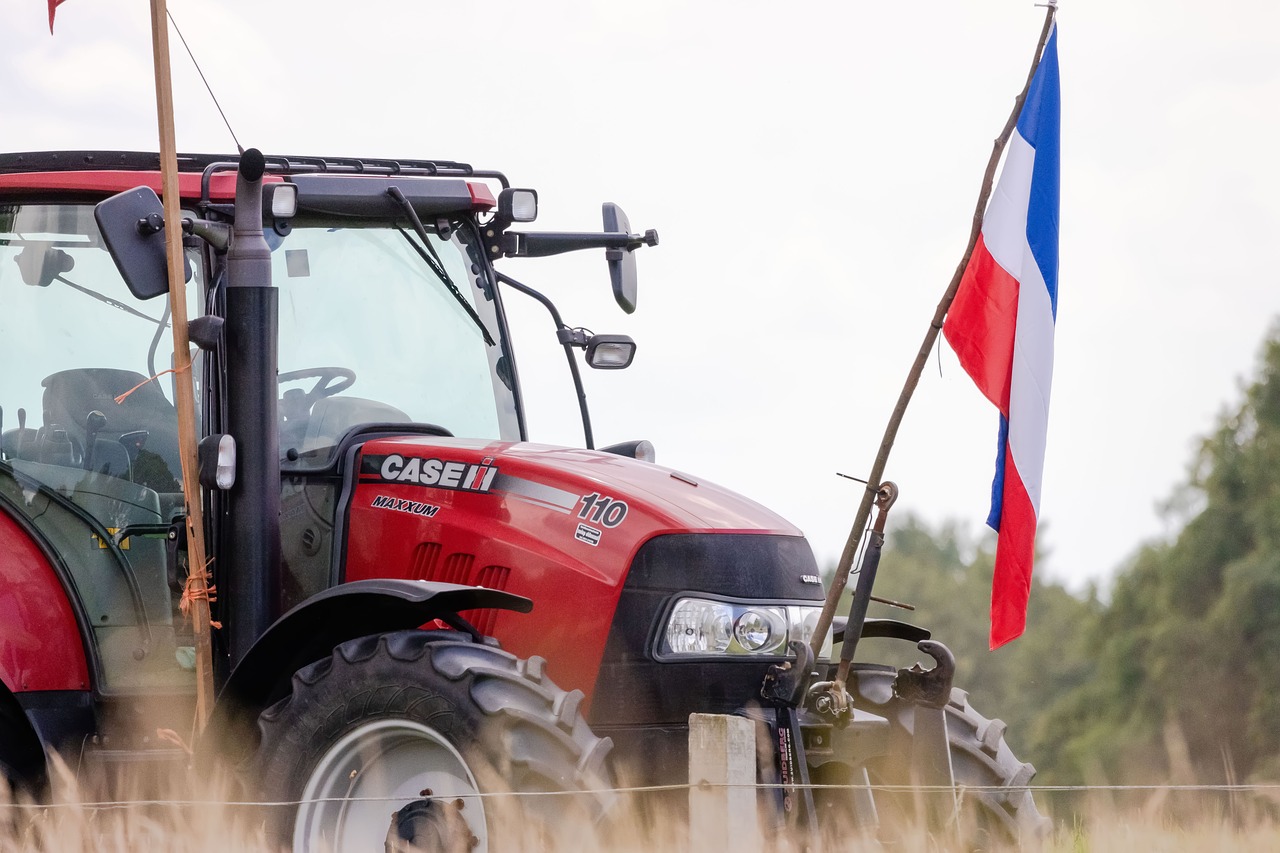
[147,0,216,729]
[809,5,1059,662]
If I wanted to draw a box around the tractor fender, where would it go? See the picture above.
[860,618,931,643]
[208,579,532,729]
[831,616,932,645]
[0,502,96,692]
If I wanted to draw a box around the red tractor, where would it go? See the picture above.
[0,149,1044,849]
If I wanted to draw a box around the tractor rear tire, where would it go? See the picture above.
[0,692,45,799]
[865,687,1050,849]
[249,631,615,853]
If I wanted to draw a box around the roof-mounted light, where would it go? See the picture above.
[498,188,538,222]
[267,183,297,218]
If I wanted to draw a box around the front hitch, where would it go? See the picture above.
[893,639,955,709]
[895,639,960,830]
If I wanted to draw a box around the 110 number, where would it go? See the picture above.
[577,492,628,528]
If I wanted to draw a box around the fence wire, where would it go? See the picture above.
[3,780,1280,812]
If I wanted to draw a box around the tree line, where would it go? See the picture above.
[839,327,1280,787]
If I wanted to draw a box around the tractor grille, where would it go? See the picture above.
[409,542,442,580]
[408,541,510,636]
[442,552,475,584]
[475,564,511,590]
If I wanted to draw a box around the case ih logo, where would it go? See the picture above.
[362,454,499,493]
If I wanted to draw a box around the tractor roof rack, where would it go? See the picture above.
[0,151,509,188]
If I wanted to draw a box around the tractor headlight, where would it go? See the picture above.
[732,607,786,652]
[659,597,832,659]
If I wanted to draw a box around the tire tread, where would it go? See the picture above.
[250,630,615,849]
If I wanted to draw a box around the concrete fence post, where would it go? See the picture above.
[688,713,759,852]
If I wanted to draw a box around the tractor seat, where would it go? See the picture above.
[293,396,412,460]
[40,368,183,492]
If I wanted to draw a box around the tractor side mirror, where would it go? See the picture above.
[603,203,639,314]
[95,186,190,300]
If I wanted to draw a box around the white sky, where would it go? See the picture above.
[4,0,1278,596]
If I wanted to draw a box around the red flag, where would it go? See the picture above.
[48,0,66,33]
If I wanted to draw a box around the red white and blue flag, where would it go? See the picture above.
[943,25,1060,649]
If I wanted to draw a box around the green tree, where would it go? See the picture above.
[1043,328,1280,785]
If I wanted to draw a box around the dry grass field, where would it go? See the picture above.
[3,761,1279,853]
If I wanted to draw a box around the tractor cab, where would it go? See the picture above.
[0,151,655,683]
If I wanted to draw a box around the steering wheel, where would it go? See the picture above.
[277,368,357,453]
[278,367,357,404]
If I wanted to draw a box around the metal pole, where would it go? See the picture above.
[147,0,216,729]
[222,152,281,671]
[810,6,1059,661]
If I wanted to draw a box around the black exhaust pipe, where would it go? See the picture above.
[222,148,281,668]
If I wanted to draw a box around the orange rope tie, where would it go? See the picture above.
[113,362,191,405]
[155,728,193,756]
[180,569,222,630]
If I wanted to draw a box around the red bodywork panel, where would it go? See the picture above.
[344,438,801,705]
[0,512,90,692]
[0,170,267,200]
[0,170,493,210]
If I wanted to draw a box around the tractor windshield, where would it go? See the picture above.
[0,202,201,693]
[272,216,519,467]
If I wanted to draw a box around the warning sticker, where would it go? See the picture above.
[574,523,602,547]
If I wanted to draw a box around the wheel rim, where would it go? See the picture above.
[294,719,488,853]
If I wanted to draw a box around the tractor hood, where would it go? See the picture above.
[353,436,803,537]
[341,437,818,702]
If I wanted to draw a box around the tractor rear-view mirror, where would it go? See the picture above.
[95,186,190,300]
[603,203,638,314]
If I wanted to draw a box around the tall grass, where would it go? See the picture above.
[1046,812,1280,853]
[4,765,1280,852]
[0,755,278,853]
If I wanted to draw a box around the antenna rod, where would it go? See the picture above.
[167,7,243,155]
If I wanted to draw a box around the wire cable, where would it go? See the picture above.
[166,8,243,155]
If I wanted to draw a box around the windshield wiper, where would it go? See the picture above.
[386,186,495,347]
[55,274,169,327]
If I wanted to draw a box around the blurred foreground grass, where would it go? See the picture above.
[3,762,1279,853]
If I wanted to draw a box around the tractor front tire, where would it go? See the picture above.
[249,631,615,853]
[942,687,1049,845]
[866,686,1050,849]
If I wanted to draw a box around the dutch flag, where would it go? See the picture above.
[943,25,1060,649]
